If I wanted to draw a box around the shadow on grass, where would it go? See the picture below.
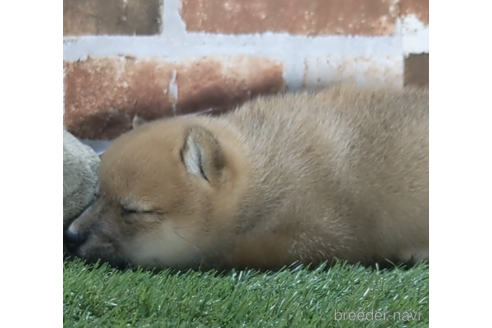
[63,251,427,280]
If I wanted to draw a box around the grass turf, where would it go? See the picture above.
[63,259,429,327]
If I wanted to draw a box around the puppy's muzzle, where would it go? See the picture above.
[64,228,87,253]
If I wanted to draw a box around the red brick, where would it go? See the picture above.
[404,54,429,88]
[180,0,399,36]
[63,0,162,36]
[302,56,403,89]
[63,56,285,140]
[401,0,429,25]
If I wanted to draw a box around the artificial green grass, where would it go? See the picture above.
[63,259,429,327]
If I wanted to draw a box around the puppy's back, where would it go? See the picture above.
[219,85,428,265]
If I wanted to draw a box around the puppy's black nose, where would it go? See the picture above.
[64,229,87,251]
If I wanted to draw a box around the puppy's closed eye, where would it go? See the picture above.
[120,205,153,216]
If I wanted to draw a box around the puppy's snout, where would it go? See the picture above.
[64,228,87,252]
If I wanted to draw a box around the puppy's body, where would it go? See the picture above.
[65,85,429,271]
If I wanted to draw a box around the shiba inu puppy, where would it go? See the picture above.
[64,85,429,271]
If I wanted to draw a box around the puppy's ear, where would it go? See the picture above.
[181,126,226,183]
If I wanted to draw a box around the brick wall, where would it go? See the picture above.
[63,0,429,152]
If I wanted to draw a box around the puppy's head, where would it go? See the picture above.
[64,118,248,270]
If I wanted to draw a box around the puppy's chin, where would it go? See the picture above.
[64,243,128,270]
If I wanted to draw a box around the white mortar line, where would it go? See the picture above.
[168,69,178,116]
[401,14,429,56]
[63,34,403,60]
[161,0,187,39]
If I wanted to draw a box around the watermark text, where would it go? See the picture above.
[334,309,421,322]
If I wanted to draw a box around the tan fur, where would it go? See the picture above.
[65,85,429,271]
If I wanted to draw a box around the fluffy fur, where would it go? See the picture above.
[64,85,429,271]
